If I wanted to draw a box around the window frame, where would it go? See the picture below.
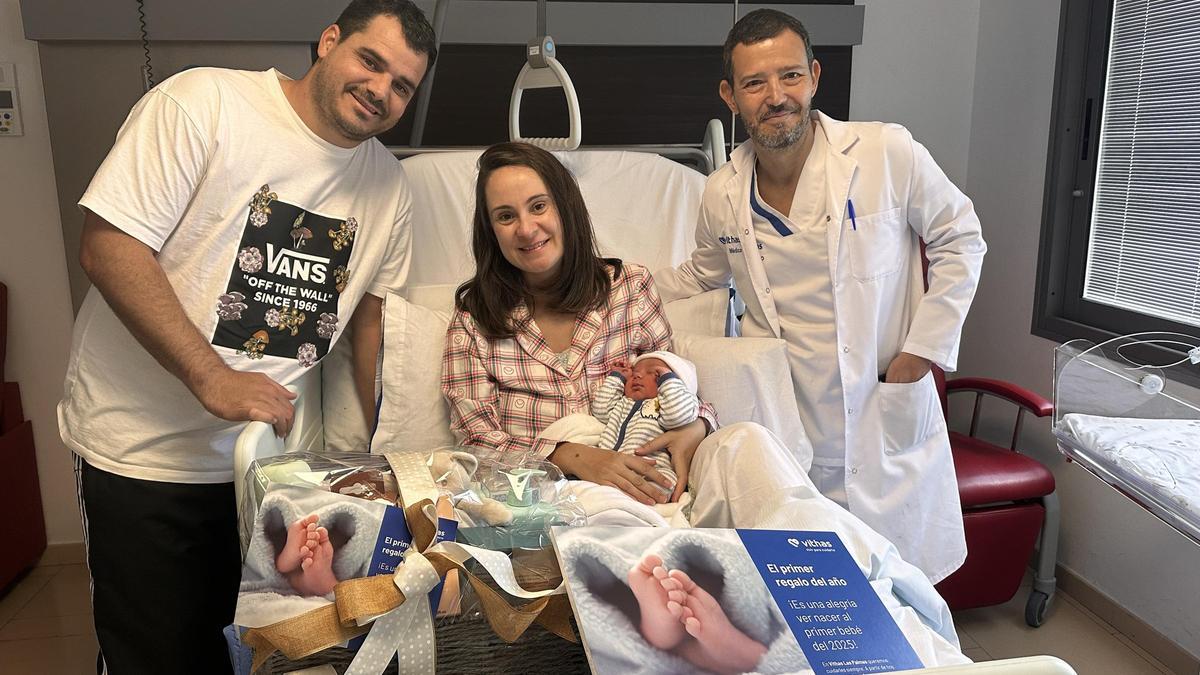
[1034,0,1200,381]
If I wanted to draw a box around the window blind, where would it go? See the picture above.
[1084,0,1200,327]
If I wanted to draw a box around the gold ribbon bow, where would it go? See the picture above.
[242,500,575,673]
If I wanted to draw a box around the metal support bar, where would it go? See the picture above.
[969,392,983,437]
[409,0,450,147]
[1011,408,1026,451]
[1033,490,1060,596]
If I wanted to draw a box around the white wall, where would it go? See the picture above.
[852,0,1200,659]
[960,0,1200,658]
[849,0,980,187]
[0,0,80,545]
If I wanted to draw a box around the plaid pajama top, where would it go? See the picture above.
[441,263,718,465]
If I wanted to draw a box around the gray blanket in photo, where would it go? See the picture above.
[238,484,387,603]
[556,528,806,675]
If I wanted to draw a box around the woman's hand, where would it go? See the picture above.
[634,419,708,502]
[548,442,671,506]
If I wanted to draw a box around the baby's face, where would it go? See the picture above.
[625,358,668,400]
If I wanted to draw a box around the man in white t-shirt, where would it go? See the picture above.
[59,2,435,671]
[654,10,986,584]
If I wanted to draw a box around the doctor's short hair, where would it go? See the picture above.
[723,9,815,83]
[455,142,622,339]
[334,0,438,66]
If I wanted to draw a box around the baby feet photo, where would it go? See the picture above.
[628,554,766,675]
[285,518,339,597]
[556,527,783,675]
[237,484,412,631]
[627,553,688,651]
[270,512,341,597]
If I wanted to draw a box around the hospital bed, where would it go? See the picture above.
[232,15,1078,668]
[231,144,1081,674]
[1053,332,1200,546]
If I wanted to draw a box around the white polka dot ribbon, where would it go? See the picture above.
[434,541,565,599]
[384,451,440,508]
[341,540,568,675]
[344,551,440,675]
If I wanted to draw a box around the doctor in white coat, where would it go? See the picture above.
[654,10,985,583]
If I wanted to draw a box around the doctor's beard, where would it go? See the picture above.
[742,102,810,150]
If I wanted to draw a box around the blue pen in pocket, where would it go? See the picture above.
[847,199,857,231]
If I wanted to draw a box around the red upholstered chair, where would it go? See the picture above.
[931,369,1058,626]
[0,282,48,591]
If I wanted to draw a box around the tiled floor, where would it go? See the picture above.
[0,557,1181,674]
[952,576,1176,674]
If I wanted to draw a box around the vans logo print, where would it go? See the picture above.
[213,184,358,366]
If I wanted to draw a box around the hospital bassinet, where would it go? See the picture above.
[1052,333,1200,545]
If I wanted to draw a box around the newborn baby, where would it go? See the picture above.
[592,351,701,495]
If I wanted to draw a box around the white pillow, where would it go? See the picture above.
[663,288,730,338]
[371,294,457,454]
[404,283,458,314]
[672,333,812,471]
[319,330,370,453]
[370,288,808,468]
[398,150,705,287]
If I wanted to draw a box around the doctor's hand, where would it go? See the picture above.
[549,442,671,506]
[883,352,933,384]
[190,366,297,438]
[635,419,708,503]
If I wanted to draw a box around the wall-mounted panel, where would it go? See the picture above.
[22,1,861,47]
[382,43,851,146]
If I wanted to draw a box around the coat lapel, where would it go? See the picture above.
[725,143,783,337]
[819,112,860,281]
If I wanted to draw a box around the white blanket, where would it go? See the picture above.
[235,486,386,628]
[540,413,688,525]
[1061,413,1200,525]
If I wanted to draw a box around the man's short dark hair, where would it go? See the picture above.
[722,9,813,83]
[335,0,438,67]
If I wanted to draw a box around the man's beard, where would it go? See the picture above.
[311,65,386,142]
[742,103,809,150]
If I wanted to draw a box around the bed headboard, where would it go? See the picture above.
[398,149,706,288]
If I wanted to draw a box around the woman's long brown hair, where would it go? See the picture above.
[455,142,621,339]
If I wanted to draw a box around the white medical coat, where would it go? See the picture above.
[656,112,986,582]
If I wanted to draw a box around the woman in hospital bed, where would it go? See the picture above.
[440,142,969,668]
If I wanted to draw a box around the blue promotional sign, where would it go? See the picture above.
[366,509,457,612]
[352,504,413,652]
[737,530,923,674]
[368,503,413,576]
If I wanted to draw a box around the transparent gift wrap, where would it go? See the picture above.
[229,449,586,674]
[239,450,586,553]
[428,450,587,551]
[239,451,400,553]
